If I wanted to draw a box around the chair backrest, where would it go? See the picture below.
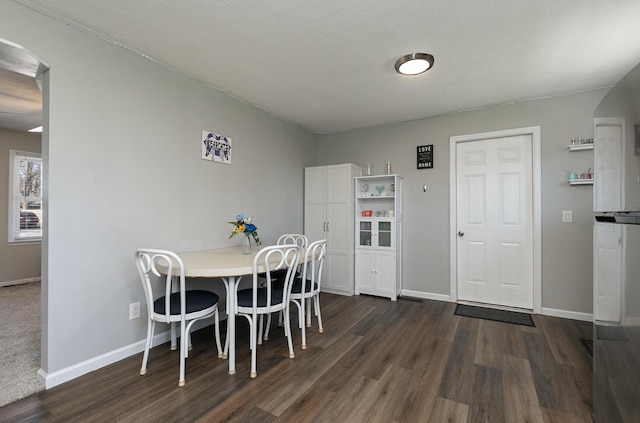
[136,248,185,323]
[277,234,308,249]
[301,239,327,294]
[250,244,300,312]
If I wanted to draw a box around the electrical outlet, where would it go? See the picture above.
[562,210,572,223]
[129,302,141,320]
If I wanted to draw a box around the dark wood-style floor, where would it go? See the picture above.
[0,293,594,422]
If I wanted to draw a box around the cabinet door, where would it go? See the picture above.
[594,222,622,322]
[305,203,326,243]
[375,251,396,296]
[355,249,375,291]
[325,165,354,293]
[594,118,624,212]
[376,220,394,248]
[357,220,373,247]
[326,164,353,251]
[304,167,327,242]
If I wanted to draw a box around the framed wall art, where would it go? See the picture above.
[201,130,232,164]
[417,144,433,169]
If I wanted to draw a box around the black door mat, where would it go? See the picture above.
[454,304,535,327]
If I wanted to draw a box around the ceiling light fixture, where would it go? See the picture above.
[394,53,434,76]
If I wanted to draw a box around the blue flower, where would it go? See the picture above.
[228,213,261,245]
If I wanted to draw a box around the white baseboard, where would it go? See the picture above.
[541,307,593,322]
[400,289,451,302]
[38,329,172,389]
[0,276,41,287]
[320,288,354,296]
[39,317,222,389]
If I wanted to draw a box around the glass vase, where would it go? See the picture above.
[242,235,252,255]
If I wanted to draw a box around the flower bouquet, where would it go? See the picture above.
[229,214,261,252]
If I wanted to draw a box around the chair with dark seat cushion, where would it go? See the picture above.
[258,234,307,341]
[288,239,327,349]
[136,248,222,387]
[234,244,300,378]
[258,234,307,281]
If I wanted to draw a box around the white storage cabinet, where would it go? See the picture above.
[304,164,362,296]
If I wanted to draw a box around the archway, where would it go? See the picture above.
[0,37,48,405]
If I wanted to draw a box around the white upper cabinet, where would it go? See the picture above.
[593,117,624,212]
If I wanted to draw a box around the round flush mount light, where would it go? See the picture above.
[394,53,435,76]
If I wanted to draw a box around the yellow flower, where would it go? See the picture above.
[228,214,261,245]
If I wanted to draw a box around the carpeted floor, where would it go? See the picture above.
[0,282,43,407]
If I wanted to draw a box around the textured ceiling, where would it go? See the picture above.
[5,0,640,134]
[0,68,42,132]
[0,39,44,132]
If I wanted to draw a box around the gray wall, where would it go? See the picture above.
[1,1,317,381]
[0,0,609,386]
[318,89,608,316]
[0,128,41,283]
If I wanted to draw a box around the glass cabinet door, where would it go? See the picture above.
[359,221,372,246]
[377,221,392,247]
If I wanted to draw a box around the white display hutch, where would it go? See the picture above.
[354,174,403,300]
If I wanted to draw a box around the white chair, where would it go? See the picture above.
[277,233,308,248]
[288,239,327,349]
[277,235,307,282]
[258,234,307,282]
[234,244,300,378]
[261,234,308,341]
[136,248,222,387]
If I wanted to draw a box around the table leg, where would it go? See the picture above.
[170,322,177,350]
[222,275,241,375]
[170,275,178,350]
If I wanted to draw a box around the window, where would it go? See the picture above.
[8,150,42,243]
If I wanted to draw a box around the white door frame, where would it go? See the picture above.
[449,126,542,313]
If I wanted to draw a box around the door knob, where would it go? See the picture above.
[458,231,464,237]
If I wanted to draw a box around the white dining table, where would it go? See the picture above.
[171,245,305,375]
[171,246,260,374]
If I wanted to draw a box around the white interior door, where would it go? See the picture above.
[455,134,534,309]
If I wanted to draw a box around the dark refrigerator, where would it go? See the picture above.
[593,62,640,422]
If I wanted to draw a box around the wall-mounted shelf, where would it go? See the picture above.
[567,139,593,185]
[567,144,594,151]
[569,178,593,185]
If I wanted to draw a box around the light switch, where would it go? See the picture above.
[562,210,572,223]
